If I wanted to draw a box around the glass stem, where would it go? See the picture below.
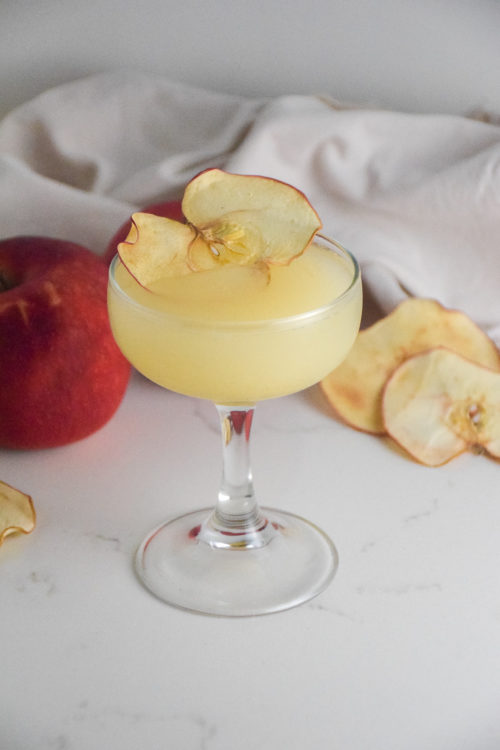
[198,405,275,550]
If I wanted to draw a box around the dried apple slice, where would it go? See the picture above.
[118,214,209,286]
[382,348,500,466]
[117,170,322,288]
[182,169,322,267]
[320,298,500,434]
[0,480,35,544]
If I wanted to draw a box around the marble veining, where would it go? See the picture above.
[84,531,123,552]
[307,600,365,622]
[16,569,58,597]
[401,497,439,524]
[48,702,219,750]
[356,582,443,596]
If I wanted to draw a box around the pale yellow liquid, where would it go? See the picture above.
[108,241,362,404]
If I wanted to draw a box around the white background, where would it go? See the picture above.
[1,0,500,118]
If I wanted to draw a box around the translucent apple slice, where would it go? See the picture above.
[382,348,500,466]
[320,298,500,434]
[0,480,36,544]
[182,169,322,267]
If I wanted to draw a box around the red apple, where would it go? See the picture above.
[104,200,184,265]
[0,236,131,449]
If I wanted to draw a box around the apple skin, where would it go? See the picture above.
[104,200,184,265]
[0,236,131,449]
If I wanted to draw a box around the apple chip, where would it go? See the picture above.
[320,298,500,434]
[0,480,35,544]
[382,348,500,466]
[182,169,322,267]
[118,214,203,286]
[117,169,322,288]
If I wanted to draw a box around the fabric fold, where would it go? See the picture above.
[1,70,499,344]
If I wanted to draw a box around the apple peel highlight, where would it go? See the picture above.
[320,298,500,434]
[118,169,322,288]
[0,480,35,545]
[382,348,500,467]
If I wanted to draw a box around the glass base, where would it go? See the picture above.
[135,507,338,616]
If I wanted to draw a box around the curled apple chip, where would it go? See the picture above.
[118,169,322,287]
[182,169,321,267]
[320,298,500,434]
[0,480,35,544]
[118,214,206,286]
[382,348,500,466]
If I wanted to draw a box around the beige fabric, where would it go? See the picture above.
[1,70,499,344]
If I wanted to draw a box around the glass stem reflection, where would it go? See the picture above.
[199,405,276,549]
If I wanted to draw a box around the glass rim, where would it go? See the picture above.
[108,234,361,330]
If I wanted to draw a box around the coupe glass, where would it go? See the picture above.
[108,235,362,616]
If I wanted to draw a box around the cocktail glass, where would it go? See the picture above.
[108,234,362,616]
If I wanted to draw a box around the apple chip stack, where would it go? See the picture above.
[321,298,500,466]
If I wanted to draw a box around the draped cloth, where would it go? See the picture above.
[1,70,499,344]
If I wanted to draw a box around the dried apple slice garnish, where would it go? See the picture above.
[118,169,322,287]
[320,298,500,434]
[0,480,35,545]
[382,348,500,466]
[118,214,207,287]
[182,169,322,266]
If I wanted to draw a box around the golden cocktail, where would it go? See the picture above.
[107,170,362,616]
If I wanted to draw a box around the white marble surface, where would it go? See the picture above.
[2,367,500,750]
